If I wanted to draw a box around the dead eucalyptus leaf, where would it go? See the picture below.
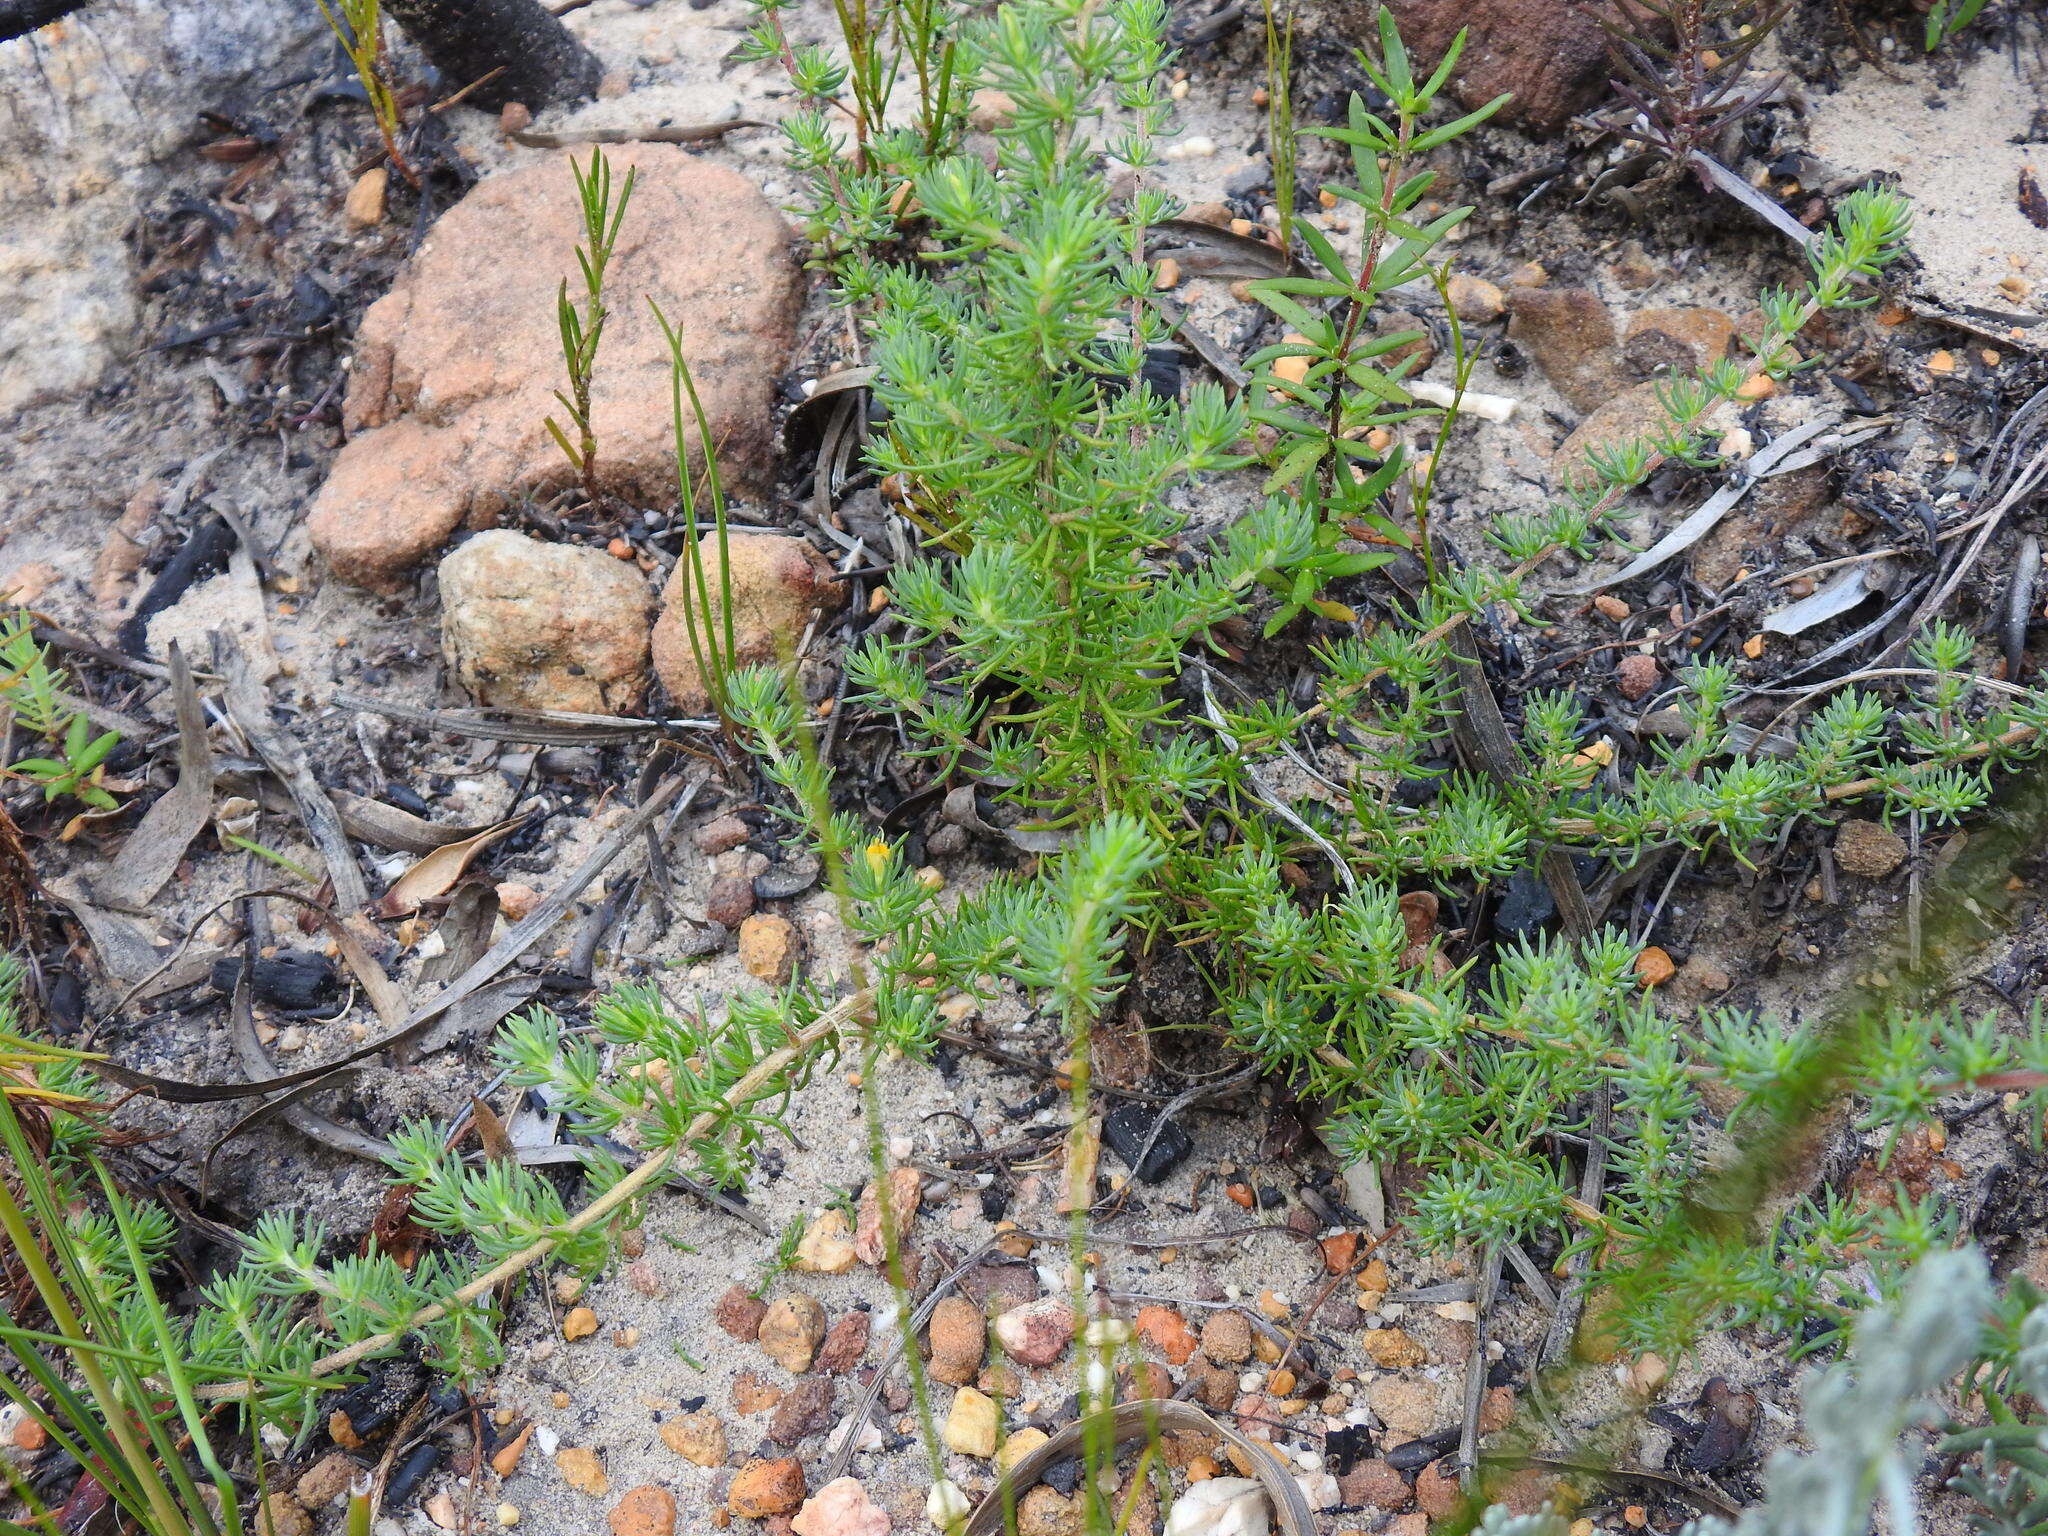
[98,642,214,908]
[373,816,527,917]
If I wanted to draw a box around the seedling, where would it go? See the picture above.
[313,0,416,186]
[544,148,637,503]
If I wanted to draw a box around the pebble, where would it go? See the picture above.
[562,1306,598,1341]
[608,1485,676,1536]
[815,1310,872,1375]
[345,167,387,230]
[795,1209,858,1274]
[739,913,800,984]
[1135,1304,1198,1365]
[660,1410,727,1467]
[943,1386,1000,1457]
[1616,653,1660,701]
[1835,819,1907,878]
[790,1476,890,1536]
[927,1480,971,1529]
[759,1294,828,1373]
[728,1458,806,1519]
[992,1297,1075,1367]
[1200,1311,1253,1366]
[714,1285,769,1342]
[927,1295,987,1384]
[769,1378,838,1445]
[854,1166,922,1265]
[998,1426,1050,1472]
[497,1505,521,1528]
[1445,273,1505,323]
[1636,946,1677,987]
[555,1446,609,1497]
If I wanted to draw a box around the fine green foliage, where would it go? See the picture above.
[1924,0,1988,49]
[545,148,637,501]
[649,313,741,718]
[2,609,121,811]
[311,0,412,185]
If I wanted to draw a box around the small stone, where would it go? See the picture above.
[609,1485,676,1536]
[739,913,800,985]
[294,1453,358,1511]
[345,167,387,230]
[734,1372,784,1415]
[1367,1374,1451,1442]
[1445,273,1505,323]
[1508,286,1622,413]
[499,101,531,135]
[967,88,1016,130]
[927,1480,971,1529]
[1616,653,1660,700]
[854,1166,923,1265]
[729,1458,806,1519]
[438,530,653,714]
[1338,1459,1412,1511]
[943,1387,999,1457]
[495,881,541,920]
[791,1477,891,1536]
[1320,1232,1359,1275]
[1376,309,1437,373]
[491,1423,536,1478]
[1016,1486,1084,1536]
[1200,1311,1253,1366]
[1197,1365,1237,1409]
[661,1410,727,1467]
[770,1378,838,1445]
[1414,1462,1460,1517]
[1835,819,1907,878]
[1136,1304,1199,1365]
[816,1311,871,1375]
[498,1504,521,1528]
[695,814,752,856]
[759,1294,828,1373]
[706,873,756,928]
[1678,957,1732,996]
[1479,1386,1517,1435]
[795,1209,858,1274]
[259,1493,313,1536]
[563,1306,599,1341]
[1635,946,1676,987]
[998,1426,1050,1472]
[992,1297,1075,1367]
[1622,307,1735,375]
[556,1446,610,1497]
[1362,1328,1426,1369]
[1592,594,1630,622]
[715,1285,769,1342]
[653,533,843,714]
[927,1296,987,1384]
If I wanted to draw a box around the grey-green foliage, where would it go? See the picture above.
[1681,1248,1992,1536]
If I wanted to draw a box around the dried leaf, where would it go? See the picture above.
[2021,166,2048,233]
[99,645,215,909]
[373,816,527,917]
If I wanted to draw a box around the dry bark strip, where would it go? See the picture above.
[97,643,214,910]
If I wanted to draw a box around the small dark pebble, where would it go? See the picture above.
[1102,1102,1193,1183]
[1041,1456,1084,1496]
[384,1443,440,1507]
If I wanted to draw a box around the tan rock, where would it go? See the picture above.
[1636,945,1676,987]
[1616,653,1659,701]
[794,1208,858,1274]
[733,1371,784,1414]
[714,1284,768,1341]
[927,1295,988,1384]
[258,1493,313,1536]
[1414,1461,1461,1517]
[345,167,387,229]
[309,149,799,588]
[768,1377,837,1444]
[562,1305,599,1341]
[608,1485,676,1536]
[1836,819,1907,879]
[1444,274,1504,324]
[855,1166,923,1266]
[998,1425,1050,1472]
[1624,306,1735,376]
[556,1446,609,1496]
[660,1409,727,1467]
[293,1453,359,1511]
[1017,1486,1083,1536]
[758,1293,827,1373]
[1508,286,1621,413]
[728,1458,806,1519]
[490,1423,535,1478]
[437,531,652,714]
[651,533,844,713]
[1361,1327,1427,1369]
[739,912,800,985]
[944,1386,999,1457]
[1199,1310,1253,1366]
[1338,1458,1411,1511]
[1367,1373,1454,1443]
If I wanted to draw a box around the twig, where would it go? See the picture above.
[1454,1244,1504,1478]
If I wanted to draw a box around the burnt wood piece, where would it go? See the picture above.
[383,0,601,111]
